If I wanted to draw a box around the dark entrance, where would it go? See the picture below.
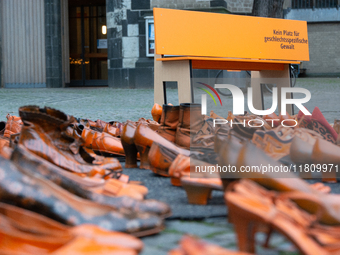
[68,0,107,86]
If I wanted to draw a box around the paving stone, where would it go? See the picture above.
[203,217,232,229]
[0,88,179,122]
[166,220,229,237]
[139,245,168,255]
[204,232,238,248]
[141,232,182,251]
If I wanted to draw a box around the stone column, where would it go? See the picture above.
[0,0,2,88]
[106,0,152,88]
[45,0,63,88]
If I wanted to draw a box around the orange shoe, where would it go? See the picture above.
[226,179,340,254]
[151,103,162,122]
[81,127,125,157]
[148,141,190,177]
[4,114,22,138]
[93,178,148,200]
[0,202,143,254]
[134,123,190,170]
[252,126,321,162]
[18,106,122,178]
[93,119,123,137]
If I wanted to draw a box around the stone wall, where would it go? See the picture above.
[151,0,211,9]
[225,0,253,13]
[107,0,154,88]
[0,1,2,88]
[285,7,340,76]
[106,0,254,88]
[304,22,340,76]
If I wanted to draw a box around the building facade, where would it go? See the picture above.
[0,0,338,89]
[285,0,340,76]
[0,0,253,88]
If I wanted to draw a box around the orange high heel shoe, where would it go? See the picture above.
[225,179,340,255]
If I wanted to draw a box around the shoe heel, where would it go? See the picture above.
[221,179,235,192]
[228,205,257,253]
[321,164,337,183]
[122,141,138,168]
[136,145,151,170]
[322,172,337,183]
[182,183,212,205]
[171,177,181,187]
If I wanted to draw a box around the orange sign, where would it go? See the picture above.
[154,8,309,61]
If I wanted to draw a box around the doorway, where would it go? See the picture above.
[68,0,107,86]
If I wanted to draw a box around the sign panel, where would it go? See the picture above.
[145,17,155,57]
[154,8,309,61]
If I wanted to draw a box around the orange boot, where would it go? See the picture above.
[157,104,180,142]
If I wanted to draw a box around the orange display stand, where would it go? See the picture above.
[153,8,309,114]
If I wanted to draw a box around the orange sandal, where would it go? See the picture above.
[225,179,340,254]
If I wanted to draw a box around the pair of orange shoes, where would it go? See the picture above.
[0,202,143,255]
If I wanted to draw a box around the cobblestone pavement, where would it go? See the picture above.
[0,77,339,254]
